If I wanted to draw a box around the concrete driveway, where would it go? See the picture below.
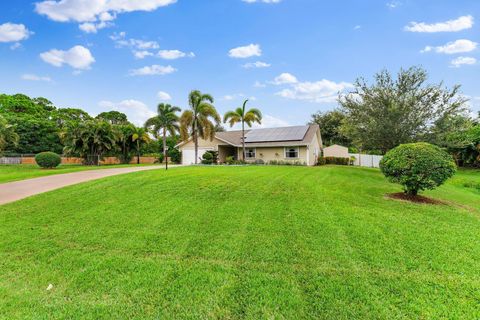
[0,166,169,206]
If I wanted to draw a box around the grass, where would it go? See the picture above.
[0,164,155,184]
[1,166,479,319]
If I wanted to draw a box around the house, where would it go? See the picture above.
[177,124,322,166]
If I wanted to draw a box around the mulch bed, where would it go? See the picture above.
[385,193,447,205]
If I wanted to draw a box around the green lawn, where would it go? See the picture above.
[0,164,155,184]
[1,166,479,319]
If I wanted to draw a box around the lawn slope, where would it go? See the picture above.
[1,166,479,319]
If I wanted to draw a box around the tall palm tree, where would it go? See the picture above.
[145,103,181,163]
[180,90,220,164]
[223,99,262,161]
[132,127,151,164]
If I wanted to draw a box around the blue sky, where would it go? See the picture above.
[1,0,479,127]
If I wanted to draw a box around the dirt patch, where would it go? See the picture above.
[385,193,447,205]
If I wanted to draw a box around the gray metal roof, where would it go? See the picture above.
[244,125,310,143]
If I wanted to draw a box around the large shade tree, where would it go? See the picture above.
[0,115,19,154]
[223,99,262,161]
[309,109,351,147]
[339,66,467,154]
[145,103,181,163]
[180,90,220,164]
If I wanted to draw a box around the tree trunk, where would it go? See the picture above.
[137,140,140,164]
[194,122,198,164]
[242,120,245,161]
[163,127,167,164]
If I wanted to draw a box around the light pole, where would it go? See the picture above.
[165,147,169,170]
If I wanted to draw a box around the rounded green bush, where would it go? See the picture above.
[380,143,456,196]
[35,152,61,168]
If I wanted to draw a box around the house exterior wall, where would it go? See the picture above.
[323,144,349,158]
[238,146,310,165]
[180,137,227,149]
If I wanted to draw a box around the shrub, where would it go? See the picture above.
[254,159,265,165]
[225,156,235,165]
[168,148,181,164]
[35,152,61,168]
[317,156,350,165]
[201,151,218,165]
[380,142,456,196]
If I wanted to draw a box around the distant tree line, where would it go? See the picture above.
[310,66,479,167]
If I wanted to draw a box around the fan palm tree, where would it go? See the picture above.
[223,99,262,161]
[132,127,151,164]
[145,103,181,163]
[180,90,220,164]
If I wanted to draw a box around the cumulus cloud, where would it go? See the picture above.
[99,99,156,126]
[229,44,262,58]
[35,0,177,32]
[252,115,289,128]
[134,50,154,59]
[243,61,271,69]
[0,23,33,43]
[111,32,159,50]
[276,79,353,103]
[405,15,474,33]
[157,91,172,100]
[157,49,195,60]
[421,39,477,54]
[21,74,52,82]
[40,45,95,70]
[271,73,298,85]
[450,56,477,68]
[129,64,176,76]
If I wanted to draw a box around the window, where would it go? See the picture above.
[285,147,299,159]
[245,148,256,159]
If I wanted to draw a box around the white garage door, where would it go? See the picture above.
[182,148,213,165]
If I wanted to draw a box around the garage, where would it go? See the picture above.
[182,148,214,165]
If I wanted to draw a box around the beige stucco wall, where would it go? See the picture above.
[323,145,349,158]
[180,137,227,149]
[239,146,310,165]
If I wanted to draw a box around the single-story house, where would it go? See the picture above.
[177,124,322,166]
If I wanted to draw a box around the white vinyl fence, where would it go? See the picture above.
[0,157,22,165]
[349,153,383,168]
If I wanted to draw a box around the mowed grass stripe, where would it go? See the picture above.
[1,166,480,319]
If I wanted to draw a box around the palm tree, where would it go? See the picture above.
[180,90,220,164]
[223,99,262,161]
[145,103,181,163]
[132,127,151,164]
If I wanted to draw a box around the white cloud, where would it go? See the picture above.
[353,25,361,30]
[157,91,172,100]
[254,81,266,88]
[421,39,477,54]
[386,1,401,9]
[40,45,95,70]
[79,21,111,33]
[243,61,271,69]
[451,56,477,68]
[0,23,33,43]
[272,73,298,85]
[157,49,195,59]
[405,15,473,33]
[35,0,177,32]
[134,50,154,59]
[111,32,159,50]
[129,64,176,76]
[242,0,281,3]
[276,79,353,103]
[252,115,289,128]
[229,44,262,58]
[10,43,22,50]
[99,99,156,126]
[21,74,52,82]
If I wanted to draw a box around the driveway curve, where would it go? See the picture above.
[0,166,169,206]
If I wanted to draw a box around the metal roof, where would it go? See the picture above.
[244,125,310,143]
